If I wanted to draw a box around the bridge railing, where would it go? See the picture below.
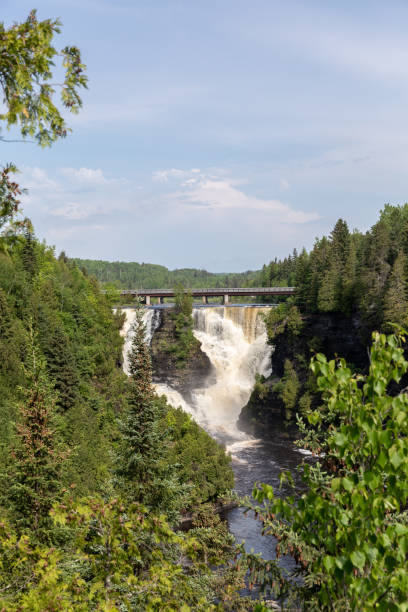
[118,287,295,295]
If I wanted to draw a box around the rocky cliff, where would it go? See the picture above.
[238,312,368,435]
[151,309,213,402]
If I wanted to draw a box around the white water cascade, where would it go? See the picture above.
[117,308,161,375]
[117,305,272,446]
[160,306,273,443]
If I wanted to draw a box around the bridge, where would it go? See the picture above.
[118,287,296,305]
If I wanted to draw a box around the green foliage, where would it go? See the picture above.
[249,331,408,610]
[71,258,261,291]
[273,359,299,419]
[174,283,194,315]
[162,285,199,366]
[253,374,269,401]
[2,328,65,542]
[0,164,26,247]
[0,499,211,610]
[0,236,126,496]
[383,249,408,332]
[164,406,234,506]
[0,10,87,146]
[116,304,170,508]
[264,303,303,342]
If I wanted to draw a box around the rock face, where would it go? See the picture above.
[238,312,368,435]
[150,309,213,402]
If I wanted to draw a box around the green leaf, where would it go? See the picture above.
[389,448,403,469]
[350,550,365,570]
[323,555,334,571]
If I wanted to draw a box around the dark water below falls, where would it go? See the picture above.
[225,428,315,575]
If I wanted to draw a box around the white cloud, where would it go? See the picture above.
[153,168,201,183]
[51,202,91,220]
[173,175,319,224]
[60,167,108,185]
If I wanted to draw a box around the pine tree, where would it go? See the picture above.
[360,220,391,328]
[5,328,65,542]
[330,218,350,266]
[42,324,78,412]
[116,304,165,505]
[340,237,358,314]
[21,229,38,279]
[383,250,408,331]
[317,260,340,312]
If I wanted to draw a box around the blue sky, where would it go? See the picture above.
[3,0,408,271]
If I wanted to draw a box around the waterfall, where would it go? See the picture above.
[117,307,161,375]
[156,305,272,443]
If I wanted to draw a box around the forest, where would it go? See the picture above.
[72,258,261,290]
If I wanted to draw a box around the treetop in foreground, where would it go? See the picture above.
[249,331,408,610]
[0,10,87,146]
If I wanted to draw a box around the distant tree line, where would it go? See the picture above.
[71,258,261,290]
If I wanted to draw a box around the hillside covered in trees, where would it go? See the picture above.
[261,204,408,333]
[72,258,261,289]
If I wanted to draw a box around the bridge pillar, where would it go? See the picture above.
[202,296,208,304]
[223,294,229,305]
[146,295,151,306]
[157,296,163,304]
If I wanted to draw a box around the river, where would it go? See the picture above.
[119,304,310,566]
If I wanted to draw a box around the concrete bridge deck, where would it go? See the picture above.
[118,287,295,305]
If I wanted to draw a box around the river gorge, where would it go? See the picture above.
[118,304,312,567]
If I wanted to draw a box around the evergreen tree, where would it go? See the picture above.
[42,323,78,412]
[360,220,391,328]
[330,218,350,266]
[21,229,38,279]
[340,236,358,314]
[317,259,341,312]
[4,328,65,542]
[383,249,408,331]
[116,304,165,505]
[294,248,312,311]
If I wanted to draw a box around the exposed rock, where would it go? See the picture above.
[151,309,214,402]
[239,312,368,434]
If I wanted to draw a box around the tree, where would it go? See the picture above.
[330,218,350,267]
[41,323,79,412]
[340,236,358,315]
[0,11,87,245]
[4,328,66,542]
[249,331,408,610]
[383,249,408,331]
[0,10,87,146]
[21,227,38,279]
[116,304,166,506]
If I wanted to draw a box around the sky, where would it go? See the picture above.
[2,0,408,272]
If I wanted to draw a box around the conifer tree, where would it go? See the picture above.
[317,260,340,312]
[341,237,358,314]
[330,218,350,266]
[360,220,391,327]
[5,328,65,542]
[116,304,165,505]
[42,324,78,412]
[383,249,408,331]
[21,229,38,279]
